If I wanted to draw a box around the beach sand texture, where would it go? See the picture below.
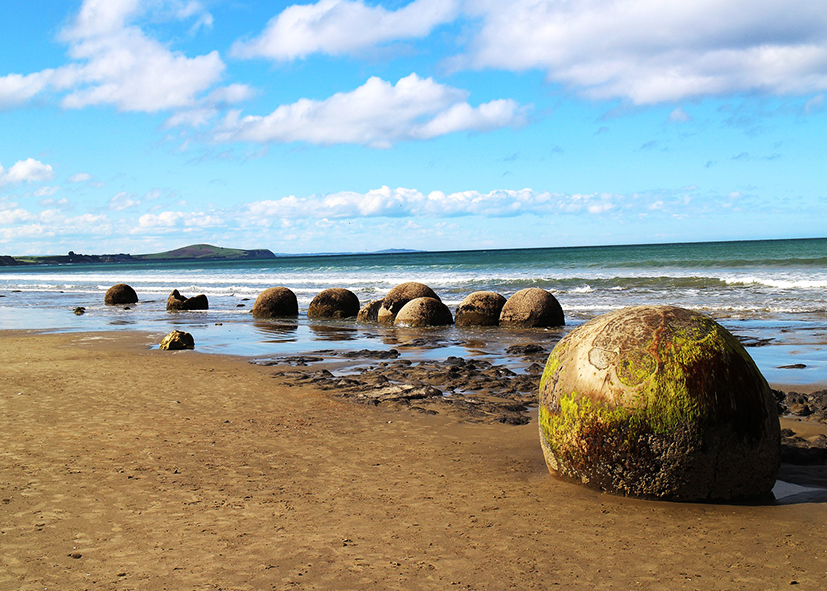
[2,332,827,590]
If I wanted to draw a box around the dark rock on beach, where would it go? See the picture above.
[357,299,382,323]
[252,287,299,319]
[378,282,439,325]
[455,291,507,327]
[308,288,360,319]
[778,390,827,423]
[104,283,138,305]
[499,288,564,328]
[166,289,209,311]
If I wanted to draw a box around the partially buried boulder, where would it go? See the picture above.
[394,297,453,327]
[357,299,383,323]
[499,288,564,328]
[308,288,360,319]
[166,289,209,311]
[455,291,507,327]
[378,282,439,325]
[159,330,195,350]
[104,283,138,305]
[538,305,780,501]
[252,287,298,319]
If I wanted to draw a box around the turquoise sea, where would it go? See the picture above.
[2,237,826,385]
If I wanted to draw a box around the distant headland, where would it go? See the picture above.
[0,244,425,266]
[0,244,276,266]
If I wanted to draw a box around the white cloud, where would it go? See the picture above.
[0,158,56,187]
[668,107,690,123]
[232,0,460,60]
[215,74,527,147]
[805,93,824,114]
[33,186,60,197]
[137,210,223,229]
[0,0,224,113]
[109,191,141,211]
[68,172,93,183]
[460,0,827,103]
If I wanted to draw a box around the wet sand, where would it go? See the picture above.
[2,331,827,590]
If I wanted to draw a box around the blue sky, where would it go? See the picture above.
[1,0,826,255]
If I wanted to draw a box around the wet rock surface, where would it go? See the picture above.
[252,350,540,425]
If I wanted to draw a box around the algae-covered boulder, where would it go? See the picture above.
[159,330,195,350]
[105,283,138,305]
[357,299,383,323]
[308,288,360,319]
[378,282,439,325]
[252,287,298,319]
[538,305,780,501]
[394,297,453,327]
[455,291,506,327]
[499,288,564,328]
[167,289,209,311]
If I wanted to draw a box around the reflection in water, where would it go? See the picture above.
[308,321,359,341]
[253,320,299,342]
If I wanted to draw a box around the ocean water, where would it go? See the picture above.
[2,237,826,385]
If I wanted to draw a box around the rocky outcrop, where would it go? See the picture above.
[377,282,439,325]
[455,291,507,327]
[159,330,195,350]
[394,297,453,327]
[499,288,564,328]
[538,305,780,501]
[104,283,138,305]
[166,289,209,311]
[252,287,299,319]
[357,299,383,323]
[307,288,360,319]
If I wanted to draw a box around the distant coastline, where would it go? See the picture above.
[0,243,428,266]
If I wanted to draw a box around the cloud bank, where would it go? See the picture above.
[215,74,527,147]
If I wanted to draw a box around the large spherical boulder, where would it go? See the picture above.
[308,288,360,319]
[500,288,564,327]
[357,299,383,323]
[167,289,209,311]
[252,287,298,319]
[394,297,453,327]
[538,305,780,501]
[377,282,440,325]
[105,283,138,305]
[455,291,507,327]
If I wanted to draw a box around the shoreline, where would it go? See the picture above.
[2,330,827,589]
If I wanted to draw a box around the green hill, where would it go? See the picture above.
[136,244,275,261]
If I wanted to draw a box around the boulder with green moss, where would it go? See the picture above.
[538,305,780,501]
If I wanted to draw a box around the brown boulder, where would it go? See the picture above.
[166,289,209,311]
[104,283,138,305]
[357,299,383,323]
[378,282,439,325]
[394,297,453,327]
[455,291,507,327]
[499,288,564,327]
[308,288,360,319]
[159,330,195,350]
[252,287,298,319]
[539,305,780,501]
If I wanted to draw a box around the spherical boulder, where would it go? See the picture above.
[308,288,360,319]
[159,329,195,350]
[394,297,453,327]
[455,291,507,327]
[357,299,383,323]
[167,289,209,311]
[377,282,439,325]
[538,305,780,501]
[499,288,564,328]
[105,283,138,305]
[251,287,298,319]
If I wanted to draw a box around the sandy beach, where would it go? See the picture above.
[2,331,827,590]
